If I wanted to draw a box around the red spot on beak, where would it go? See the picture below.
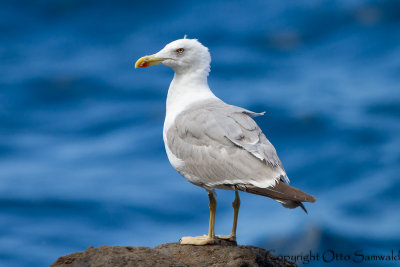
[139,61,149,68]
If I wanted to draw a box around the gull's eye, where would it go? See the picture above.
[176,48,184,54]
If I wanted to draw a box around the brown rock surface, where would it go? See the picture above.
[51,240,296,267]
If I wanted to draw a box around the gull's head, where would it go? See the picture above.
[135,38,211,75]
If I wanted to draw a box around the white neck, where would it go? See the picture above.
[163,71,218,132]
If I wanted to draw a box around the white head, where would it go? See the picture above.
[135,38,211,76]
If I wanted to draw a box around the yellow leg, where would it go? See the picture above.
[208,192,216,239]
[217,190,240,241]
[180,192,217,245]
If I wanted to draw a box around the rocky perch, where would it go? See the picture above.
[51,239,296,267]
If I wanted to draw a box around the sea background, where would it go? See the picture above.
[1,1,400,266]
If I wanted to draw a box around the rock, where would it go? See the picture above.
[51,241,296,267]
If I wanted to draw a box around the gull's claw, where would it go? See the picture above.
[216,234,236,242]
[180,235,215,245]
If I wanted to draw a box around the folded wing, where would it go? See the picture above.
[166,99,288,189]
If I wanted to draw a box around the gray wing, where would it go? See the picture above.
[166,100,289,189]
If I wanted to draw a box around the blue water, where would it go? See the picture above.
[1,1,400,266]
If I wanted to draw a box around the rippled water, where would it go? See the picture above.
[1,1,400,266]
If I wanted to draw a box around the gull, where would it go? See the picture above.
[135,38,316,245]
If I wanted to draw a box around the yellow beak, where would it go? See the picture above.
[135,54,165,68]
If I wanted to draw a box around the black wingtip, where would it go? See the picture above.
[298,202,308,214]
